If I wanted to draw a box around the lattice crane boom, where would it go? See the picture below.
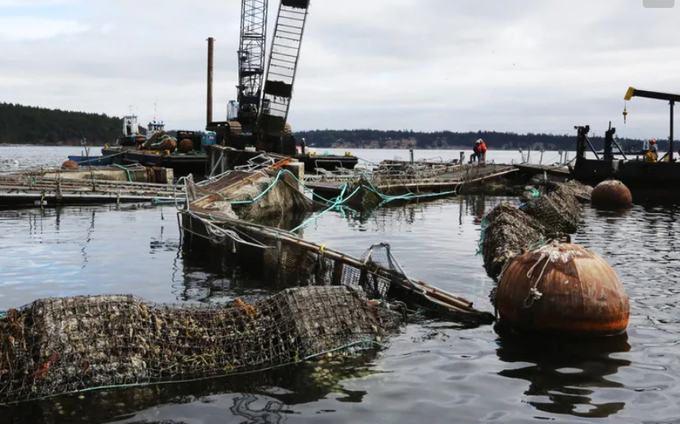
[257,0,310,136]
[237,0,269,129]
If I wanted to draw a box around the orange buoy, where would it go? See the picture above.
[591,180,632,210]
[178,138,194,153]
[61,160,79,169]
[160,138,177,152]
[496,241,629,337]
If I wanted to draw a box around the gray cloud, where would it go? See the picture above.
[1,0,679,139]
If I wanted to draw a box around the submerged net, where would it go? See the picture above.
[0,286,399,404]
[182,212,493,324]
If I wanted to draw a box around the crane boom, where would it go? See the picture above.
[237,0,269,130]
[258,0,310,136]
[624,87,679,162]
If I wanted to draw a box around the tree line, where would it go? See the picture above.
[0,103,122,145]
[293,129,656,151]
[0,102,661,151]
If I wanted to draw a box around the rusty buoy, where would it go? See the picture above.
[496,241,629,337]
[591,180,632,210]
[160,138,177,152]
[61,160,79,169]
[178,138,194,153]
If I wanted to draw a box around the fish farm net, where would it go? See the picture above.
[479,202,546,282]
[0,286,400,404]
[519,182,583,234]
[182,211,493,324]
[479,181,590,281]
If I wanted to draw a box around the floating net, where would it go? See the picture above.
[0,286,400,405]
[479,181,591,282]
[559,179,594,203]
[479,203,546,282]
[184,170,313,224]
[519,182,583,234]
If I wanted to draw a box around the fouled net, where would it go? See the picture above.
[519,184,583,234]
[0,286,400,404]
[479,203,546,282]
[559,179,594,203]
[479,181,591,281]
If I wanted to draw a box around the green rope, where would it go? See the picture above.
[112,164,133,182]
[230,171,286,205]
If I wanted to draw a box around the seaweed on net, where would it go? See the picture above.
[519,182,583,234]
[0,286,401,405]
[479,181,592,282]
[480,202,546,282]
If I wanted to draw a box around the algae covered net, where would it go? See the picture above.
[479,181,591,281]
[0,286,400,404]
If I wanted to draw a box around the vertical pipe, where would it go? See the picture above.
[207,37,214,126]
[670,101,675,162]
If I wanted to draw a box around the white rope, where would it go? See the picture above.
[523,252,551,308]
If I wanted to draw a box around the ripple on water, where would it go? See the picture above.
[3,193,680,423]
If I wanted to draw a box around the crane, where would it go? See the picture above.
[624,87,680,162]
[209,0,310,154]
[236,0,269,132]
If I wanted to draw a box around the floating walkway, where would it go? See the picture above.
[0,171,183,207]
[306,163,518,199]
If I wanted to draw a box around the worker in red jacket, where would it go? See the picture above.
[477,139,487,163]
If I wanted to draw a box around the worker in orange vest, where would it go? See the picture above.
[478,139,488,164]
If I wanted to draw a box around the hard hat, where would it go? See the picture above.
[650,138,656,144]
[476,139,482,144]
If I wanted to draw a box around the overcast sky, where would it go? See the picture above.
[1,0,680,138]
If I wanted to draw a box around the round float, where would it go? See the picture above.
[496,241,629,337]
[61,160,79,169]
[591,180,632,210]
[178,138,194,153]
[160,138,177,152]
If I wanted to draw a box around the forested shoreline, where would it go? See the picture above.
[0,103,121,145]
[0,103,657,151]
[294,129,653,151]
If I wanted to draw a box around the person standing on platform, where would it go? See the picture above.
[471,141,480,163]
[645,138,658,162]
[477,139,488,164]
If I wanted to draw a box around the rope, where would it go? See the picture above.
[523,252,550,308]
[112,164,133,182]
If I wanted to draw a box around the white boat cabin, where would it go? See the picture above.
[122,115,140,137]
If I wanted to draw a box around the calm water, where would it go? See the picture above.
[1,146,679,423]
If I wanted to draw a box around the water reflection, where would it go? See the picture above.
[5,353,381,424]
[496,334,631,419]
